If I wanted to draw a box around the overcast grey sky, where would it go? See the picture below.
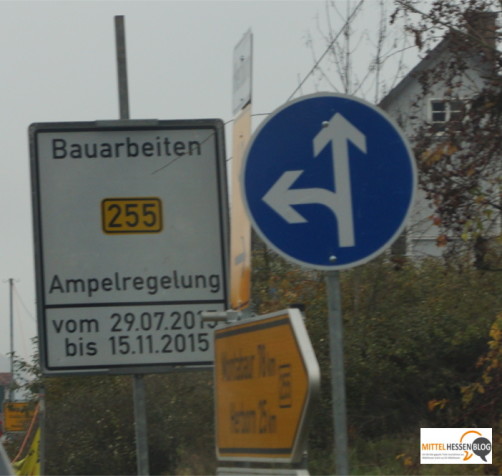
[0,0,419,367]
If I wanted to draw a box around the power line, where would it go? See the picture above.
[13,285,36,322]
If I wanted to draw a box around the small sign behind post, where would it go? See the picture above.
[232,29,252,116]
[214,309,320,463]
[3,402,35,432]
[230,29,253,311]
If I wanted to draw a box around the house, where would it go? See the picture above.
[379,11,499,259]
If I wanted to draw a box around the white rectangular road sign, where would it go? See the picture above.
[232,29,252,116]
[30,119,229,375]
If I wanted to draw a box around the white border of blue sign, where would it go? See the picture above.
[241,93,417,270]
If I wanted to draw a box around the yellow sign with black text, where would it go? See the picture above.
[101,197,162,234]
[3,402,35,432]
[214,309,320,463]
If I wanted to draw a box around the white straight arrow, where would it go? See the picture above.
[313,113,367,247]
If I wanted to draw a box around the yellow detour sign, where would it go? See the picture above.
[214,308,320,463]
[3,402,35,432]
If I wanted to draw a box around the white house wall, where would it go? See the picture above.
[381,36,496,259]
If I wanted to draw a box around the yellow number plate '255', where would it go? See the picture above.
[102,198,163,234]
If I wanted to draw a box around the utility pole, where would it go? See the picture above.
[8,278,15,400]
[114,15,150,476]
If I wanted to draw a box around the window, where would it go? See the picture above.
[429,99,464,132]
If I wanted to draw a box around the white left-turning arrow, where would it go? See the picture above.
[262,169,339,224]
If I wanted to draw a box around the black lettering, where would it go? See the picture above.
[48,271,220,296]
[65,337,98,357]
[126,137,138,157]
[222,352,255,381]
[163,138,172,155]
[70,143,82,159]
[209,274,220,293]
[142,142,154,156]
[102,278,113,291]
[258,400,277,434]
[160,275,171,289]
[52,318,99,334]
[174,141,186,156]
[114,142,125,157]
[194,274,206,289]
[49,274,64,294]
[65,278,86,294]
[65,338,77,357]
[52,139,67,159]
[84,143,97,158]
[87,341,98,356]
[188,140,201,156]
[181,274,193,289]
[80,318,99,333]
[230,403,256,434]
[87,278,99,297]
[162,334,173,353]
[257,344,276,377]
[133,276,144,290]
[171,311,182,330]
[279,364,293,408]
[49,137,202,160]
[146,276,158,294]
[173,270,180,288]
[100,143,112,158]
[52,320,64,333]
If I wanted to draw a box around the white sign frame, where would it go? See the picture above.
[30,119,229,375]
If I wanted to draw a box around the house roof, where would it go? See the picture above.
[378,36,450,110]
[379,11,497,111]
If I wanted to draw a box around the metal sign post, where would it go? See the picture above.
[115,16,149,476]
[241,93,417,474]
[325,271,348,475]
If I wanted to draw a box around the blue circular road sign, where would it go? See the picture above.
[241,93,417,270]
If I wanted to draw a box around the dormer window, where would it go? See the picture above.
[429,99,464,132]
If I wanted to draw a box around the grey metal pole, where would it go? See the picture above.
[115,15,130,120]
[325,270,349,475]
[114,15,150,476]
[132,374,150,476]
[9,278,14,400]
